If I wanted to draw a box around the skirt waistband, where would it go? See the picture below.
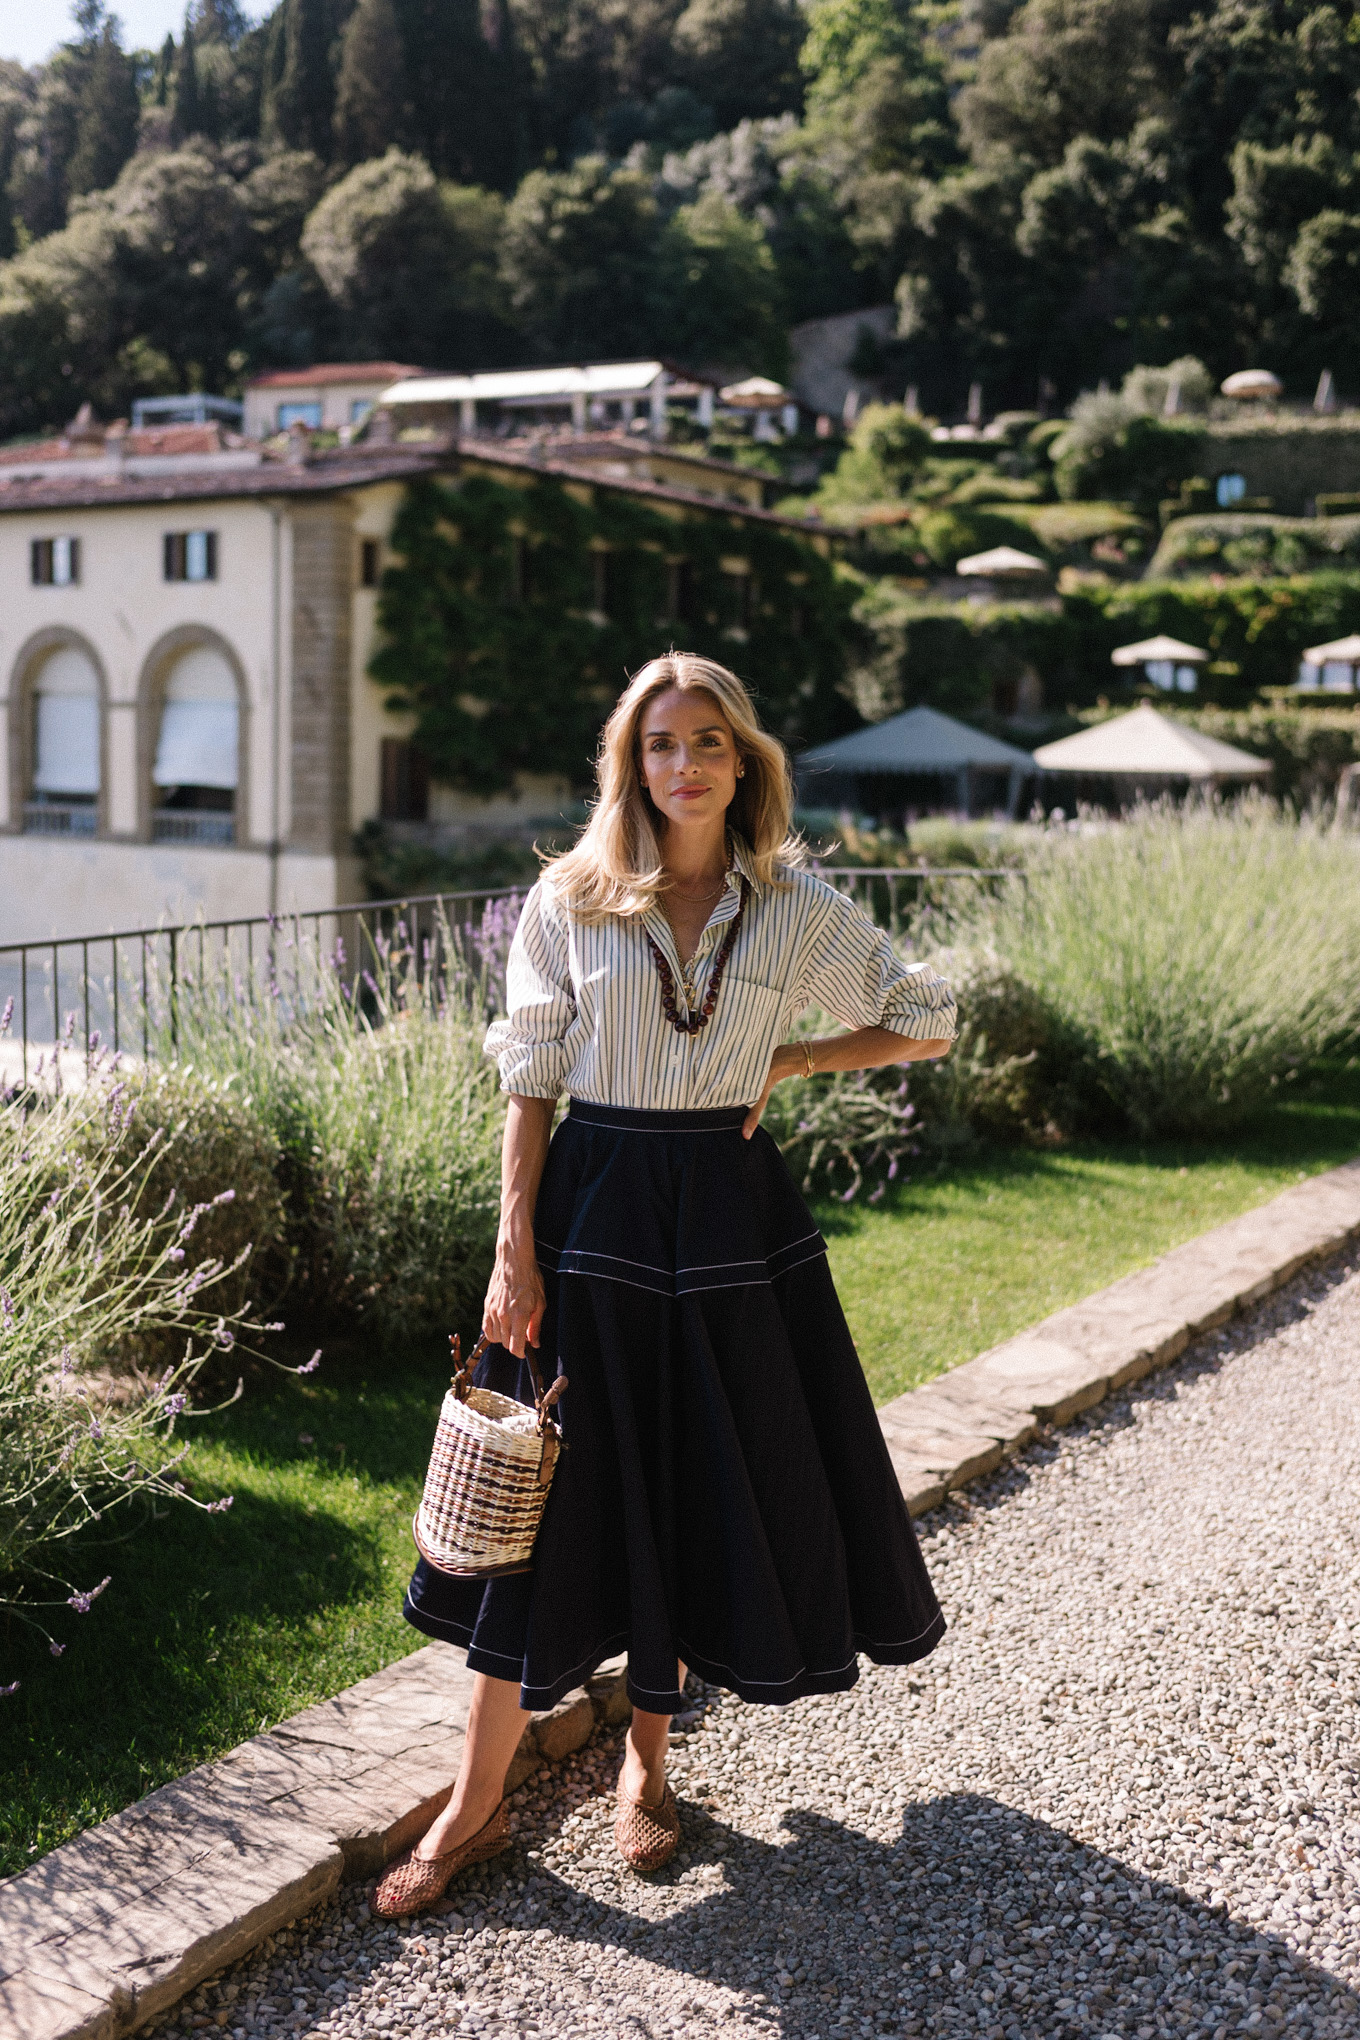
[566,1099,747,1134]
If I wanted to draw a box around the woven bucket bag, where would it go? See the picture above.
[412,1332,567,1578]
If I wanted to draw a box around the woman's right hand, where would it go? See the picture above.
[483,1234,546,1358]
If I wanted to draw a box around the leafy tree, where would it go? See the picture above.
[108,145,256,389]
[301,148,513,364]
[500,155,659,359]
[1049,391,1200,511]
[0,199,122,434]
[650,189,785,372]
[673,0,805,131]
[1286,210,1360,340]
[817,399,930,505]
[956,0,1166,175]
[6,54,85,242]
[334,0,407,165]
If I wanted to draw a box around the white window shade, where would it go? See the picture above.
[153,648,239,790]
[33,647,100,795]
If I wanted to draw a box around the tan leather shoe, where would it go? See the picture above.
[372,1800,511,1919]
[614,1778,680,1873]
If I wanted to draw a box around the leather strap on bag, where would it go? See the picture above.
[449,1331,568,1439]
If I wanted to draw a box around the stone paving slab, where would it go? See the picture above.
[0,1650,624,2040]
[3,1157,1357,2040]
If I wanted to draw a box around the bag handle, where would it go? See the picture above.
[449,1330,568,1440]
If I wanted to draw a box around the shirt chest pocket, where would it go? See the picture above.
[689,976,787,1096]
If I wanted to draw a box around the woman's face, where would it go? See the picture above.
[637,687,740,835]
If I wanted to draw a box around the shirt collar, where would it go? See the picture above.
[726,833,762,898]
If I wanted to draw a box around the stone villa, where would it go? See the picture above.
[0,413,834,944]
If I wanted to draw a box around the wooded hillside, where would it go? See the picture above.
[2,0,1358,436]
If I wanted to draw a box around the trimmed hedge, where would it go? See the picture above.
[1148,513,1360,580]
[850,570,1360,718]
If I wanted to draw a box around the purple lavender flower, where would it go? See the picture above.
[49,1641,66,1658]
[88,1416,103,1440]
[0,994,13,1035]
[297,1349,322,1375]
[887,1159,899,1180]
[0,1682,19,1697]
[67,1576,111,1614]
[212,1188,236,1206]
[164,1393,187,1418]
[0,1290,13,1328]
[205,1495,234,1514]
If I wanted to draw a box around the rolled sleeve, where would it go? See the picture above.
[801,886,957,1042]
[483,883,576,1098]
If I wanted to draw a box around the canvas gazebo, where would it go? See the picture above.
[797,704,1035,817]
[1110,634,1208,694]
[1032,702,1270,806]
[1296,634,1360,693]
[956,545,1049,580]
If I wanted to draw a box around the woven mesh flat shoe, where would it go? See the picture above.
[614,1778,680,1873]
[373,1800,511,1918]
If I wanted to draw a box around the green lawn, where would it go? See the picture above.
[3,1064,1357,1875]
[0,1340,444,1879]
[818,1064,1360,1404]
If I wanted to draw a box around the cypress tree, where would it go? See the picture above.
[67,17,140,194]
[334,0,406,164]
[262,0,337,157]
[172,15,202,138]
[156,32,174,103]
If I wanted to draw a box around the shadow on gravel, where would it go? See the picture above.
[464,1795,1359,2039]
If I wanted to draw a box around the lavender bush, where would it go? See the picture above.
[0,1065,267,1626]
[159,905,510,1343]
[939,799,1360,1136]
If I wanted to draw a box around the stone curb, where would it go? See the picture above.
[0,1654,630,2040]
[878,1156,1360,1515]
[4,1156,1358,2040]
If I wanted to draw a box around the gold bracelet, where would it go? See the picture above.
[802,1042,816,1079]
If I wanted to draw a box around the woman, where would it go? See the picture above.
[375,654,955,1916]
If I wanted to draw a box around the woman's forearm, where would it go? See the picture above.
[777,1025,953,1081]
[498,1095,555,1245]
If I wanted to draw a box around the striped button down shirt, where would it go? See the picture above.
[485,837,957,1110]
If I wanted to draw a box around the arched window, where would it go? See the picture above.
[152,646,238,844]
[27,645,100,835]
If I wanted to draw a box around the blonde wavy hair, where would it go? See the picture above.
[545,654,804,919]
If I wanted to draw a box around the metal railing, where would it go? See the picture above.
[22,801,98,837]
[0,885,527,1086]
[814,863,1022,939]
[0,867,1020,1084]
[151,811,236,846]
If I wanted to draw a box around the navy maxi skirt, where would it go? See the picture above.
[403,1101,945,1716]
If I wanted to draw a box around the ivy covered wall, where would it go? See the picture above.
[369,471,858,795]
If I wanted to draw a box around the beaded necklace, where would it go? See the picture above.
[644,878,750,1036]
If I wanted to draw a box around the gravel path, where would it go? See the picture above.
[152,1253,1360,2040]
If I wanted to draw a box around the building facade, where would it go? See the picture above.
[0,429,837,944]
[242,364,422,441]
